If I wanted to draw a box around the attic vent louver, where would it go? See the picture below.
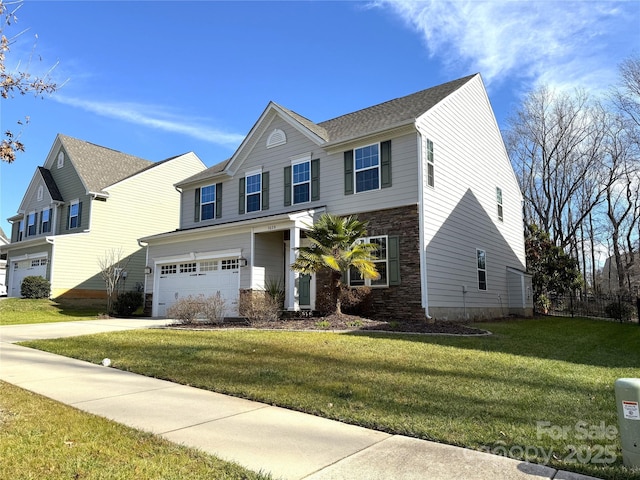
[266,128,286,148]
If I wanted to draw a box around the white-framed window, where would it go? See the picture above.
[426,139,434,188]
[41,208,51,233]
[31,258,47,267]
[354,143,380,193]
[292,160,310,204]
[349,235,388,287]
[201,184,216,220]
[37,185,44,201]
[477,249,487,291]
[17,220,24,241]
[245,171,262,213]
[160,264,177,275]
[221,259,240,270]
[57,151,64,169]
[179,262,197,273]
[69,200,80,229]
[27,212,36,236]
[496,187,503,222]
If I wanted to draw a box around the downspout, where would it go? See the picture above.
[416,129,431,320]
[137,238,152,316]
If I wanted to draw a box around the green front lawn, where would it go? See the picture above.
[0,382,270,480]
[0,298,105,326]
[21,317,640,480]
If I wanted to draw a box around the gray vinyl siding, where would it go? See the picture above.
[253,231,285,289]
[179,127,420,230]
[323,133,419,216]
[180,117,326,230]
[417,75,525,317]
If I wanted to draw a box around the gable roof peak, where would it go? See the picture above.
[55,134,154,193]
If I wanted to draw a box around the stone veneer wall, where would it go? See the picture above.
[316,204,425,322]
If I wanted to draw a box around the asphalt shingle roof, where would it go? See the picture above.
[179,74,477,183]
[37,166,63,202]
[316,74,477,142]
[58,134,154,193]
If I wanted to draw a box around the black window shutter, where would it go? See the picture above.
[194,188,201,222]
[388,235,401,286]
[35,212,39,235]
[311,159,320,201]
[238,178,245,214]
[77,202,82,228]
[262,171,270,210]
[215,183,223,218]
[381,140,392,188]
[66,205,70,230]
[344,150,354,195]
[284,166,292,206]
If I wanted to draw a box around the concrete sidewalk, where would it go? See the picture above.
[0,320,602,480]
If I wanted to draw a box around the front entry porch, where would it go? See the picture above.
[248,211,317,313]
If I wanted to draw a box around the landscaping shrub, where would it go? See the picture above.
[166,293,227,324]
[20,276,50,299]
[604,300,635,322]
[239,290,280,323]
[199,292,226,324]
[341,285,372,317]
[316,284,372,316]
[112,291,143,317]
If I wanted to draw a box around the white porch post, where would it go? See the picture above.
[287,225,300,311]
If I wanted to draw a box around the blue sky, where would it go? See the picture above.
[1,0,639,236]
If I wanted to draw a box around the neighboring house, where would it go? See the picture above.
[601,253,640,295]
[0,226,8,296]
[141,74,533,321]
[5,134,206,299]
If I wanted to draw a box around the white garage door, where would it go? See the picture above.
[155,258,240,317]
[10,258,48,297]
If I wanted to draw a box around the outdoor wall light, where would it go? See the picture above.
[239,257,248,267]
[144,266,152,275]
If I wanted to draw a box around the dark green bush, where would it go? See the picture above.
[20,276,50,299]
[604,300,635,321]
[112,291,144,317]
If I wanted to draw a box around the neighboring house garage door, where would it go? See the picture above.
[10,258,48,297]
[155,258,240,317]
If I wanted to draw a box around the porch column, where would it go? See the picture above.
[287,225,300,311]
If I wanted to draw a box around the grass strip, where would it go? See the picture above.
[0,381,270,480]
[0,298,105,326]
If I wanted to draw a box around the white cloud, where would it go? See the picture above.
[52,95,245,146]
[378,0,635,93]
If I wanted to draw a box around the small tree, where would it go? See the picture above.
[291,214,379,315]
[97,248,130,315]
[525,224,582,311]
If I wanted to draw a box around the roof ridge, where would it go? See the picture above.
[318,74,477,127]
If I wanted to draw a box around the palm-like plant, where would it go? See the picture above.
[291,213,379,314]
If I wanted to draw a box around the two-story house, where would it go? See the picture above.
[5,134,206,299]
[141,74,533,321]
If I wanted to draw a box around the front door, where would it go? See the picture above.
[299,274,311,306]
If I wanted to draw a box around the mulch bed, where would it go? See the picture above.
[166,313,489,336]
